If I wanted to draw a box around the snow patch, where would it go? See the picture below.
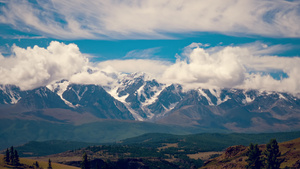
[278,93,288,101]
[209,88,230,105]
[142,86,166,106]
[136,83,146,99]
[125,102,144,121]
[107,85,144,120]
[198,88,230,106]
[198,89,214,105]
[0,85,22,104]
[107,86,129,103]
[47,81,75,108]
[243,91,255,104]
[75,86,88,101]
[8,90,21,104]
[166,102,178,111]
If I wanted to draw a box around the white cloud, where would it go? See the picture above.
[124,47,161,59]
[69,70,115,86]
[1,0,300,39]
[1,41,300,95]
[161,43,300,94]
[0,0,95,39]
[0,41,169,90]
[98,59,171,76]
[240,41,293,56]
[239,55,300,93]
[161,46,247,89]
[0,41,89,90]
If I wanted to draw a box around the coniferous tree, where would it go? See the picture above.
[14,150,20,166]
[81,152,90,169]
[47,158,53,169]
[4,148,10,164]
[264,139,284,169]
[246,143,264,169]
[35,161,40,168]
[9,146,15,165]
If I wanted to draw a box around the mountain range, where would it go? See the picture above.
[1,72,300,148]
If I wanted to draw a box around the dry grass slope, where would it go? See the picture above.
[201,137,300,169]
[0,154,79,169]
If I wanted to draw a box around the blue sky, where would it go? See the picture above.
[0,0,300,94]
[1,31,299,61]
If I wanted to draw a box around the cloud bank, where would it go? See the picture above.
[0,41,113,90]
[161,43,300,94]
[1,0,300,39]
[1,41,300,95]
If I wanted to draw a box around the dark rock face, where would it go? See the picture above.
[147,84,185,115]
[157,88,300,132]
[18,87,69,109]
[62,84,134,119]
[0,84,134,120]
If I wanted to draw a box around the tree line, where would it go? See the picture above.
[3,146,20,166]
[246,138,284,169]
[3,146,53,169]
[80,138,287,169]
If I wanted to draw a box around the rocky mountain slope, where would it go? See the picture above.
[1,72,300,133]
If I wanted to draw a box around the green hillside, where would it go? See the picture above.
[15,140,98,157]
[7,131,300,158]
[0,119,196,150]
[121,131,300,151]
[22,132,300,169]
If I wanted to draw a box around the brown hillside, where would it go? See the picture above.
[201,137,300,169]
[0,154,79,169]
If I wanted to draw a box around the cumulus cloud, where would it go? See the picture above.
[69,69,115,86]
[240,55,300,93]
[1,41,300,95]
[161,46,247,89]
[0,41,113,90]
[161,43,300,94]
[0,41,85,90]
[0,0,300,39]
[0,41,170,90]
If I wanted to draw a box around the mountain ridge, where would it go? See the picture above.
[1,72,300,133]
[1,72,300,154]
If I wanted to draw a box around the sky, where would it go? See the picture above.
[0,0,300,95]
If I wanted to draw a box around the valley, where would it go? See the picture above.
[2,132,300,169]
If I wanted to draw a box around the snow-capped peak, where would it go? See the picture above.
[46,80,75,107]
[105,72,165,121]
[0,84,23,104]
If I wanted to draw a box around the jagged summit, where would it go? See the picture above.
[0,72,300,132]
[0,84,26,104]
